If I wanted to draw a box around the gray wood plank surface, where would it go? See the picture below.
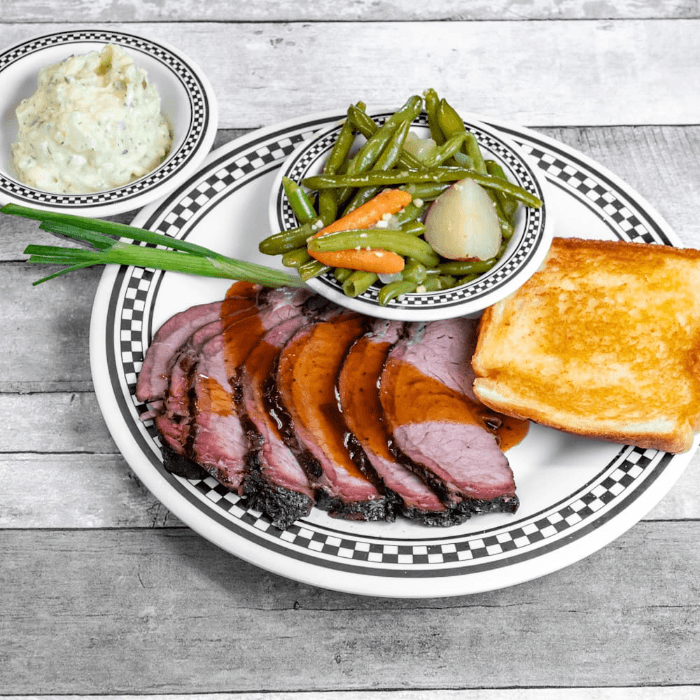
[2,524,699,694]
[2,0,698,22]
[3,692,700,700]
[0,21,698,127]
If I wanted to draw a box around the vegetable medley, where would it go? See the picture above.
[259,89,543,305]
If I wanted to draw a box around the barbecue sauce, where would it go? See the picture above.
[190,282,264,420]
[196,376,234,416]
[338,335,395,462]
[380,359,528,452]
[221,308,265,380]
[224,280,259,302]
[245,340,283,439]
[276,314,371,482]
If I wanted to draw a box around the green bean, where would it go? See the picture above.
[436,275,458,289]
[423,88,445,146]
[378,280,417,306]
[419,133,466,169]
[401,182,450,202]
[436,99,466,141]
[325,114,357,175]
[436,103,512,235]
[347,104,423,170]
[335,109,406,205]
[452,151,475,170]
[422,272,458,289]
[343,119,412,214]
[259,218,322,256]
[298,259,330,281]
[400,221,426,237]
[496,211,515,240]
[317,191,339,227]
[418,276,442,292]
[282,177,316,225]
[436,258,498,276]
[308,228,439,268]
[379,94,423,132]
[281,247,312,268]
[401,258,427,284]
[464,132,487,175]
[437,99,488,172]
[303,168,543,209]
[334,267,354,283]
[318,114,358,224]
[486,160,520,224]
[393,200,429,227]
[343,270,378,297]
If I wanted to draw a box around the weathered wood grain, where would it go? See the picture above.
[1,523,699,693]
[0,454,183,528]
[3,692,700,700]
[0,391,113,452]
[0,21,698,127]
[0,264,98,393]
[2,0,698,22]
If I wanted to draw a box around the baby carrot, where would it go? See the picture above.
[307,187,412,273]
[311,188,412,239]
[310,247,405,274]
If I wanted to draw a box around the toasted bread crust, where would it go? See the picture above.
[472,237,700,453]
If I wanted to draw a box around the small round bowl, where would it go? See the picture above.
[0,28,218,217]
[269,108,553,321]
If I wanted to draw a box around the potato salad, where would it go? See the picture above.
[12,43,172,193]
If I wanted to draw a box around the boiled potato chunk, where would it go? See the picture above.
[424,178,501,260]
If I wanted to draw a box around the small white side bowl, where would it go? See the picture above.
[269,108,554,321]
[0,28,218,217]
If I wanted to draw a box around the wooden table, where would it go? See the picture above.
[2,3,700,697]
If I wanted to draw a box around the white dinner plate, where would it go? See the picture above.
[0,28,218,216]
[90,110,697,598]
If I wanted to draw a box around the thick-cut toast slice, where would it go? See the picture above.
[472,237,700,453]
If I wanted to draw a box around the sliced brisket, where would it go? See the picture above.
[238,315,316,529]
[379,318,519,516]
[135,300,223,407]
[135,281,259,407]
[275,314,392,522]
[187,286,314,492]
[338,320,470,527]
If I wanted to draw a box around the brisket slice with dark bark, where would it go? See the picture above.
[338,320,470,527]
[154,293,263,456]
[379,318,519,516]
[186,287,314,493]
[237,314,316,529]
[274,313,392,522]
[143,291,262,480]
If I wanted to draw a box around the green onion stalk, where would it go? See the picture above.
[3,203,304,288]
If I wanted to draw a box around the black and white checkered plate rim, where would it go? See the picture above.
[0,29,210,207]
[104,114,681,583]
